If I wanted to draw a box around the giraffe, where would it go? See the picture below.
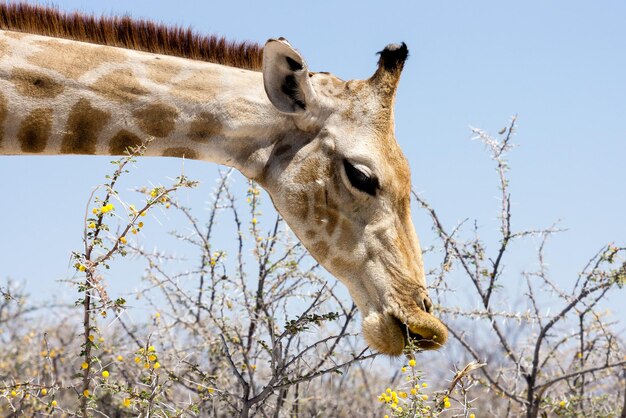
[0,4,447,356]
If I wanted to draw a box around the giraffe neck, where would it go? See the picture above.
[0,30,297,180]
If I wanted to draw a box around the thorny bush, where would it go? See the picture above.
[1,119,625,418]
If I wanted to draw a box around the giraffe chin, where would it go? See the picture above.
[362,311,448,356]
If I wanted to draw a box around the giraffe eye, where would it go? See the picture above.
[343,160,379,196]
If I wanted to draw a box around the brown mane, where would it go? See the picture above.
[0,2,263,71]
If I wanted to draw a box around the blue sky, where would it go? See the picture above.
[1,1,625,320]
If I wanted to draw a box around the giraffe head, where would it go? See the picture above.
[259,39,447,356]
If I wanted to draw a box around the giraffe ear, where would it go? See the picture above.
[263,39,320,123]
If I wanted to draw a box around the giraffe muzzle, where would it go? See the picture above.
[393,313,448,351]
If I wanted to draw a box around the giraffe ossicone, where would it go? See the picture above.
[0,3,447,356]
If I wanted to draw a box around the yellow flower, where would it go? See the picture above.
[250,364,257,370]
[148,354,157,362]
[384,416,389,418]
[397,407,403,413]
[102,370,109,378]
[117,355,123,361]
[410,388,417,395]
[88,335,95,342]
[385,388,391,394]
[144,363,150,369]
[153,362,161,369]
[41,388,48,396]
[122,398,131,407]
[134,356,141,363]
[401,367,407,373]
[559,400,566,407]
[422,394,428,401]
[208,388,214,394]
[399,391,407,399]
[100,203,114,213]
[99,337,104,343]
[444,401,451,408]
[51,400,57,407]
[78,264,86,272]
[88,222,96,229]
[251,218,258,225]
[408,359,416,367]
[148,345,156,352]
[131,228,137,234]
[92,208,99,215]
[10,390,17,397]
[378,395,386,403]
[83,389,90,397]
[421,382,428,388]
[138,222,144,228]
[119,236,127,244]
[81,362,89,369]
[469,414,476,418]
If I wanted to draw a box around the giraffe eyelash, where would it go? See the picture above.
[343,160,380,196]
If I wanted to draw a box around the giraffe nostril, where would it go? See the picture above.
[419,296,433,314]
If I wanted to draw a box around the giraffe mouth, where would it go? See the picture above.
[391,314,446,351]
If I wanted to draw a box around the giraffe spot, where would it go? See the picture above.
[0,93,6,146]
[330,256,359,274]
[170,68,220,103]
[146,57,183,85]
[188,112,221,142]
[61,99,110,154]
[311,241,330,261]
[0,38,8,58]
[28,39,125,79]
[337,219,357,251]
[331,77,345,89]
[11,68,64,99]
[90,68,148,103]
[315,188,340,236]
[133,103,178,138]
[294,157,322,184]
[3,32,26,40]
[17,107,53,153]
[312,187,328,224]
[289,190,310,220]
[305,230,316,241]
[325,208,339,235]
[162,147,198,159]
[109,130,143,155]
